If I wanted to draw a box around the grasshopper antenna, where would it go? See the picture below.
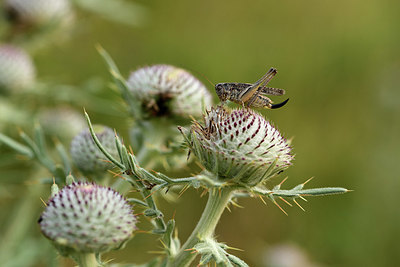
[194,70,215,87]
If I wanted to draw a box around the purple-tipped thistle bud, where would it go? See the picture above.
[127,64,212,118]
[5,0,72,27]
[181,106,293,186]
[0,45,35,93]
[38,182,137,255]
[70,125,118,174]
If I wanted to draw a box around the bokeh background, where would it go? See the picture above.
[1,0,400,266]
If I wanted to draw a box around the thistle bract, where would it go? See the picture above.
[182,106,293,186]
[70,125,118,174]
[127,64,212,118]
[39,182,137,254]
[0,45,35,93]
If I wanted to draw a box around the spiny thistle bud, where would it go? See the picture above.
[0,45,35,93]
[5,0,72,27]
[70,125,118,174]
[127,64,212,118]
[38,182,137,254]
[181,106,293,186]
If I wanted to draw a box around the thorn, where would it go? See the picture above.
[134,230,150,234]
[178,185,189,198]
[230,200,244,209]
[226,245,244,252]
[109,170,125,179]
[279,197,293,207]
[159,239,167,248]
[189,115,196,122]
[293,199,305,211]
[144,190,157,200]
[226,205,232,212]
[194,161,204,170]
[128,189,140,193]
[100,159,112,164]
[258,195,267,205]
[200,188,209,198]
[298,195,308,202]
[302,177,314,185]
[172,210,176,220]
[279,177,288,186]
[39,197,47,207]
[273,200,288,216]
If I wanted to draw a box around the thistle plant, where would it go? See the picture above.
[182,106,293,186]
[99,47,212,170]
[70,125,118,176]
[39,181,137,265]
[81,102,348,266]
[0,47,349,266]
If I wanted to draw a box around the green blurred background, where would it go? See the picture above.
[2,0,400,266]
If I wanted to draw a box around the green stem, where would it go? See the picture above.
[0,184,43,262]
[168,187,235,267]
[75,253,98,267]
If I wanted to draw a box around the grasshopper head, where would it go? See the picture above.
[215,83,229,102]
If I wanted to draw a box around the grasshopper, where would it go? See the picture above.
[215,67,289,109]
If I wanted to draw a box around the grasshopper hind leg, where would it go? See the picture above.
[270,98,289,109]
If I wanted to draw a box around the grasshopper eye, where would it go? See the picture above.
[215,84,227,101]
[215,84,224,95]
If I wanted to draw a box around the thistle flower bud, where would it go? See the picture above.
[39,182,137,254]
[181,106,293,186]
[70,125,118,174]
[5,0,72,27]
[127,64,212,118]
[0,45,35,93]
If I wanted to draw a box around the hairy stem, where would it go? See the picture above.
[168,186,235,267]
[75,253,98,267]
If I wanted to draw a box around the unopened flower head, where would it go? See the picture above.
[70,125,118,174]
[181,106,293,186]
[39,182,137,254]
[0,45,35,93]
[5,0,72,27]
[127,64,212,118]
